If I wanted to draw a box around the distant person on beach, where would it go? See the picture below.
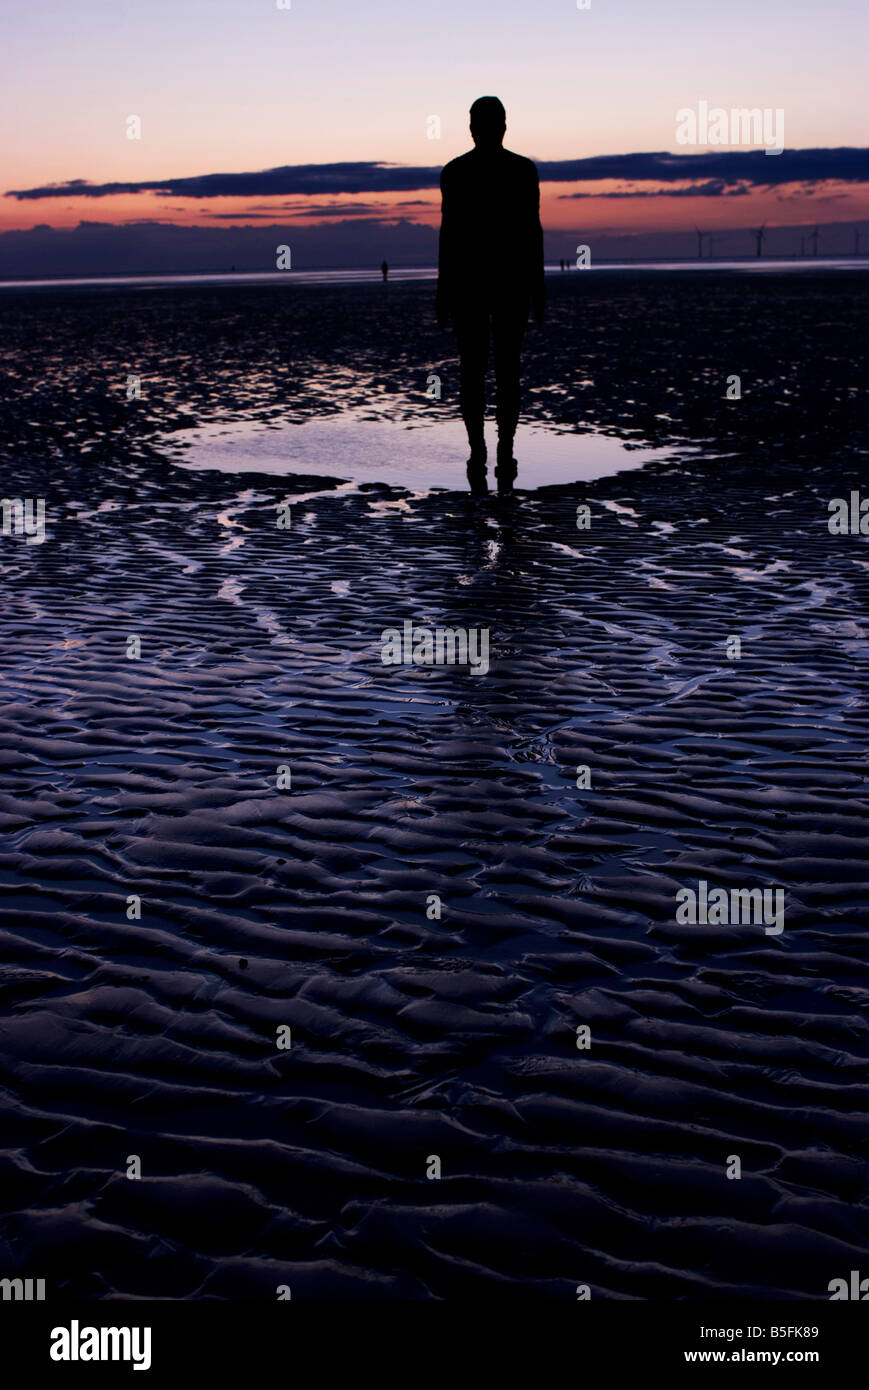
[437,95,545,495]
[381,260,389,282]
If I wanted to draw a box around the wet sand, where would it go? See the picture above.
[1,272,868,1299]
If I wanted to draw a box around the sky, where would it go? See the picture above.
[2,0,869,270]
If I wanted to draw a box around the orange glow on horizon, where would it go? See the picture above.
[2,182,868,239]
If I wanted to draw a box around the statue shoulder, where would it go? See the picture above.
[504,150,540,183]
[441,151,475,187]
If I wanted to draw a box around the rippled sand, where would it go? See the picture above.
[1,273,868,1299]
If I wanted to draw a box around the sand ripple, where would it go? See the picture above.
[1,276,868,1299]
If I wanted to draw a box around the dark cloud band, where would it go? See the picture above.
[7,148,869,202]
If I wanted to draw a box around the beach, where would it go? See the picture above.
[1,269,869,1299]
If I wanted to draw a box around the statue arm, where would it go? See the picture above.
[436,167,452,327]
[530,165,545,323]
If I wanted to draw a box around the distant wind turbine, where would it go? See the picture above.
[810,225,820,257]
[694,227,706,258]
[752,224,766,257]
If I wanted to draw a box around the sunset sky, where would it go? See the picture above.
[2,0,868,267]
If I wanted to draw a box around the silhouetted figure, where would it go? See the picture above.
[381,260,389,282]
[560,258,565,272]
[437,96,544,495]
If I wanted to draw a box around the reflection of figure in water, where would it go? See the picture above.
[381,260,389,282]
[437,95,545,495]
